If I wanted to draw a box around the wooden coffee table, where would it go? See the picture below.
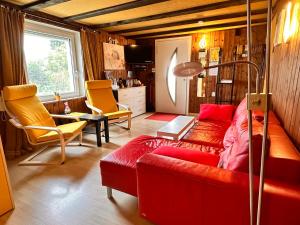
[157,115,195,141]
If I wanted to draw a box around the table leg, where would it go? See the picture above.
[96,120,102,147]
[104,117,109,143]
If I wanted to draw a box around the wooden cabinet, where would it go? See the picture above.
[0,137,14,216]
[118,86,146,117]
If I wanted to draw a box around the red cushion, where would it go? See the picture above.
[219,116,266,174]
[153,146,220,166]
[232,97,247,123]
[198,104,235,121]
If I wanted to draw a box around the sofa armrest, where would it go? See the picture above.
[136,153,300,225]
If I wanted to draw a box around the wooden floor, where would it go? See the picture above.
[0,114,167,225]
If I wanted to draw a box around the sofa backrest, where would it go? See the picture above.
[265,114,300,184]
[220,98,300,184]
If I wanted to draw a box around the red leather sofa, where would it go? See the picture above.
[100,98,300,225]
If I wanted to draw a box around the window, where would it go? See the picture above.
[167,48,177,104]
[24,21,84,101]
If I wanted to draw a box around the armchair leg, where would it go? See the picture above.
[128,115,131,130]
[107,187,113,199]
[18,132,82,166]
[79,132,83,145]
[60,143,66,164]
[18,146,64,166]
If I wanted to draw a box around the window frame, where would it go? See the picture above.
[24,20,84,102]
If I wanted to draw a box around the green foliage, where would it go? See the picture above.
[27,39,74,96]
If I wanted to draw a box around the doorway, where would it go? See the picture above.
[155,36,191,114]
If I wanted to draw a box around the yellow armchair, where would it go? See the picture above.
[2,84,87,166]
[85,80,132,129]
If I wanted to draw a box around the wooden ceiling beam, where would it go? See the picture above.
[127,18,267,39]
[64,0,168,22]
[92,0,266,29]
[21,0,71,10]
[0,0,84,31]
[114,9,267,34]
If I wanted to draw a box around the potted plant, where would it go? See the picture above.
[54,92,61,101]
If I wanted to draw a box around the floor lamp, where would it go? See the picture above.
[173,1,272,225]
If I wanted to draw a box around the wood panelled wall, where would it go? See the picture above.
[270,0,300,150]
[189,25,267,113]
[99,32,135,80]
[44,97,88,114]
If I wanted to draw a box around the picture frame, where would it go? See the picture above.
[103,43,125,70]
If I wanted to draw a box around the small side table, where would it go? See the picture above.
[54,113,109,147]
[78,114,109,147]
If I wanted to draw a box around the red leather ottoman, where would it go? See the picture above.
[100,135,221,197]
[100,135,180,196]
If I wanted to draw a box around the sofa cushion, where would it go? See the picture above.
[198,104,235,122]
[153,146,220,166]
[178,141,224,155]
[182,120,230,148]
[219,117,265,174]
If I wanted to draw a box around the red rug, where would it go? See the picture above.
[145,113,179,122]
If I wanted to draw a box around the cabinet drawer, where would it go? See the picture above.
[118,91,131,101]
[118,86,145,100]
[129,96,145,108]
[134,87,145,97]
[117,87,146,117]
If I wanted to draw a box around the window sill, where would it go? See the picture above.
[42,96,86,104]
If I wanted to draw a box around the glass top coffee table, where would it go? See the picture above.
[157,115,195,141]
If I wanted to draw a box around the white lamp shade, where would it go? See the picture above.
[173,62,204,77]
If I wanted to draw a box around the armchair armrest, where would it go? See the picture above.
[136,153,300,225]
[23,125,63,135]
[9,118,64,139]
[116,102,130,110]
[9,118,23,129]
[85,100,103,115]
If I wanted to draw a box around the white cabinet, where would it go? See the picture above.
[118,86,146,117]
